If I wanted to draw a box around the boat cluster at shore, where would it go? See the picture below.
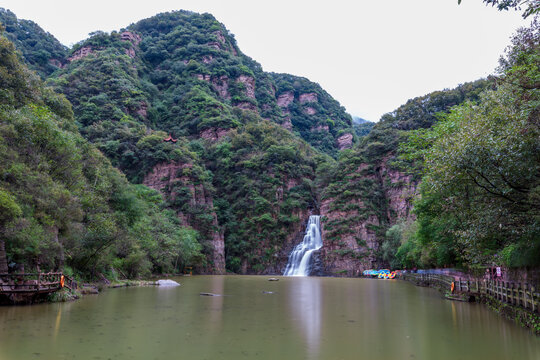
[362,269,400,279]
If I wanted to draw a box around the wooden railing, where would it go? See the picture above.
[486,280,538,313]
[401,273,454,289]
[0,273,65,294]
[63,275,77,291]
[400,272,540,313]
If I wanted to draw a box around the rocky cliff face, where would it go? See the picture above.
[9,9,355,158]
[299,92,318,104]
[277,91,295,108]
[320,199,380,276]
[272,73,355,156]
[236,75,256,99]
[199,127,230,142]
[143,162,226,274]
[337,133,354,150]
[3,9,359,276]
[67,46,94,62]
[212,76,230,99]
[383,163,416,222]
[319,155,417,276]
[261,208,312,275]
[120,31,141,45]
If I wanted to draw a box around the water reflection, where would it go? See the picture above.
[53,305,61,341]
[1,276,540,360]
[206,275,225,333]
[289,277,322,360]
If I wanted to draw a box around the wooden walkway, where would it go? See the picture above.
[0,272,75,295]
[401,273,540,313]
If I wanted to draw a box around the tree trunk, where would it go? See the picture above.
[0,239,8,273]
[49,226,64,271]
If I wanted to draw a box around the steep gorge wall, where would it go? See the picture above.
[318,156,417,276]
[249,201,313,275]
[143,162,226,274]
[3,9,355,275]
[312,80,492,276]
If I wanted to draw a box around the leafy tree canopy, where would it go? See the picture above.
[397,19,539,268]
[458,0,540,18]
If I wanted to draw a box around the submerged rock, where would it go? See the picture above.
[200,292,220,296]
[156,279,180,287]
[268,278,279,281]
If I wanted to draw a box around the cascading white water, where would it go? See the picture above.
[283,215,322,276]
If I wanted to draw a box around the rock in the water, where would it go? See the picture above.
[268,278,279,281]
[200,292,220,296]
[156,279,180,287]
[310,250,325,276]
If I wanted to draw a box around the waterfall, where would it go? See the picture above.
[284,215,322,276]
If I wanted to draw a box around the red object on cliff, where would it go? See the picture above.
[163,134,178,142]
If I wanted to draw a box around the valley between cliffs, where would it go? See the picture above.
[0,8,515,279]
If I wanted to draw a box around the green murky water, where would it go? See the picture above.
[1,276,539,360]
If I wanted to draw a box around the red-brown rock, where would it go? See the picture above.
[304,107,317,115]
[236,75,256,99]
[336,133,353,150]
[67,46,94,62]
[277,91,294,108]
[120,31,141,45]
[200,127,230,142]
[299,92,318,104]
[143,162,226,274]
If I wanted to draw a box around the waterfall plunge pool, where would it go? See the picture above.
[1,276,540,360]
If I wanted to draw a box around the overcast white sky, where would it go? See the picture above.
[1,0,529,121]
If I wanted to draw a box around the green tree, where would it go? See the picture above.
[0,189,22,272]
[399,20,539,267]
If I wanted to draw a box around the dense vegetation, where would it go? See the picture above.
[1,10,343,276]
[352,117,375,138]
[320,79,491,267]
[395,19,539,269]
[270,73,355,157]
[46,11,353,160]
[0,30,203,279]
[0,5,537,279]
[204,119,322,272]
[0,9,67,78]
[322,10,539,272]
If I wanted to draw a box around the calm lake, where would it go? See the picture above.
[1,276,540,360]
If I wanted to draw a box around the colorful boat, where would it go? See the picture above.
[375,269,400,279]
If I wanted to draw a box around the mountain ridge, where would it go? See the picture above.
[2,8,532,278]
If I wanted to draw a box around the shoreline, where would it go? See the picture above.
[399,274,540,335]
